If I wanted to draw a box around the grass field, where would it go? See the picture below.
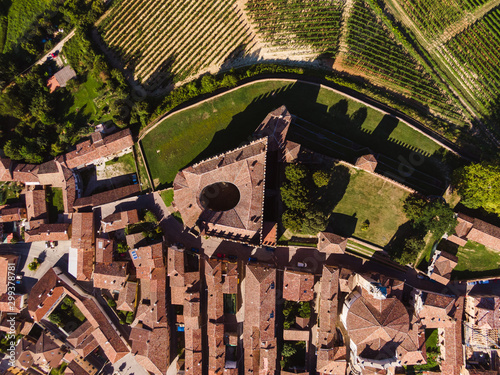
[452,241,500,279]
[106,152,136,174]
[46,187,64,222]
[68,74,113,124]
[141,80,445,189]
[329,168,410,247]
[159,189,174,207]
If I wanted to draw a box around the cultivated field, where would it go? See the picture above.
[245,0,344,56]
[98,0,253,90]
[337,0,464,123]
[443,7,500,115]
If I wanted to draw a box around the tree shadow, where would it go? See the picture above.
[328,213,357,238]
[315,164,350,215]
[385,221,421,260]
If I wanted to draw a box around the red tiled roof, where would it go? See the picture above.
[25,189,47,225]
[71,212,95,281]
[0,158,12,181]
[318,232,347,254]
[253,105,292,152]
[73,184,140,208]
[93,262,128,290]
[244,264,277,374]
[283,269,314,302]
[129,243,164,279]
[318,265,339,349]
[0,255,18,294]
[355,154,378,172]
[173,138,268,244]
[0,206,26,223]
[101,209,139,233]
[12,163,39,183]
[59,129,134,170]
[116,281,137,312]
[262,221,278,247]
[345,292,414,360]
[24,223,70,242]
[95,238,114,263]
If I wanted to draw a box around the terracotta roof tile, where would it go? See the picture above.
[93,262,128,290]
[355,154,378,172]
[73,184,140,208]
[95,238,114,263]
[253,105,291,152]
[116,281,137,312]
[101,209,139,233]
[25,223,70,242]
[283,269,315,301]
[61,129,134,170]
[0,206,26,223]
[173,138,267,244]
[317,232,347,254]
[25,189,47,225]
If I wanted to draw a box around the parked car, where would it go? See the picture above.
[227,254,237,261]
[190,247,200,254]
[248,257,258,263]
[215,253,226,259]
[297,262,307,268]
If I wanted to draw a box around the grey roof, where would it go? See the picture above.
[54,66,77,87]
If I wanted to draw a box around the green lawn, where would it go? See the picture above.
[106,152,136,174]
[330,168,410,247]
[159,189,174,207]
[141,80,445,189]
[408,329,440,373]
[452,241,500,279]
[68,74,113,124]
[46,187,64,222]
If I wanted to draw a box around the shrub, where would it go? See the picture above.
[361,219,370,231]
[125,311,134,324]
[117,242,129,254]
[312,170,331,187]
[28,259,40,271]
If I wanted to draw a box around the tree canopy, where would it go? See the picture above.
[453,161,500,215]
[403,194,457,238]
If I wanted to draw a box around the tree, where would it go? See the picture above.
[280,183,309,211]
[49,313,62,326]
[144,210,158,224]
[282,210,303,233]
[117,242,129,254]
[28,260,40,271]
[301,210,328,234]
[284,164,307,183]
[298,302,311,318]
[312,169,331,187]
[453,162,500,215]
[403,195,457,238]
[393,236,425,266]
[281,343,297,358]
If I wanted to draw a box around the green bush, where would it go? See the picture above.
[28,259,40,271]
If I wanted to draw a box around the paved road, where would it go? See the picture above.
[36,29,75,66]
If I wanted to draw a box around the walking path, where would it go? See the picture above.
[36,29,76,66]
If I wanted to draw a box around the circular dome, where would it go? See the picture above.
[200,182,240,212]
[345,295,409,360]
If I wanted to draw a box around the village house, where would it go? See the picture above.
[68,212,95,281]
